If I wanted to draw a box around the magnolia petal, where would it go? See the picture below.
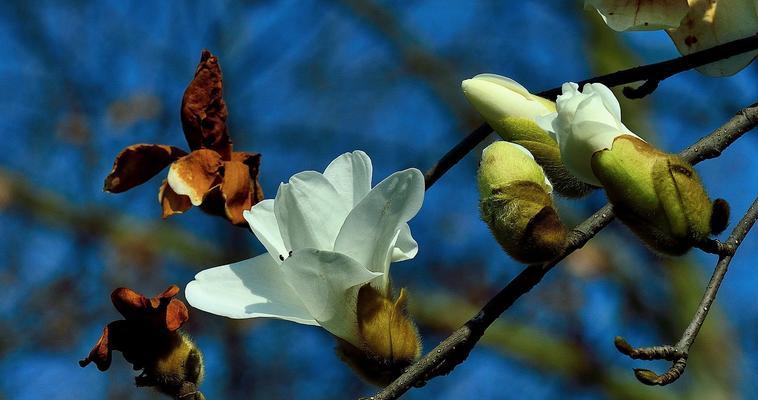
[274,171,351,251]
[391,223,418,262]
[104,144,187,193]
[158,180,192,218]
[462,76,551,125]
[221,160,254,225]
[586,0,690,31]
[185,254,317,324]
[323,150,373,207]
[334,168,425,286]
[583,83,622,123]
[167,149,223,206]
[668,0,758,76]
[244,200,288,263]
[281,249,380,346]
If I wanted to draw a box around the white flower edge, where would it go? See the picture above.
[537,82,641,186]
[585,0,689,31]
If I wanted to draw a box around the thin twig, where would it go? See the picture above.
[422,35,758,190]
[615,196,758,385]
[365,104,757,399]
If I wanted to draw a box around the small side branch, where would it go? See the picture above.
[422,36,758,190]
[615,196,758,385]
[366,104,757,399]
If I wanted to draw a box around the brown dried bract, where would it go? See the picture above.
[103,50,264,226]
[104,144,187,193]
[79,285,189,371]
[181,49,232,159]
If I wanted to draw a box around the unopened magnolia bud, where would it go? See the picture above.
[136,332,205,400]
[462,74,596,197]
[591,135,729,255]
[478,142,567,263]
[336,285,421,387]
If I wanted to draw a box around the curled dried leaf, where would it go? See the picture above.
[158,180,192,218]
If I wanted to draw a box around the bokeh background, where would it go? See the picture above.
[1,1,756,399]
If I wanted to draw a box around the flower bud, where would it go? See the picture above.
[591,135,729,255]
[136,332,206,400]
[478,141,567,263]
[462,74,596,197]
[335,285,421,387]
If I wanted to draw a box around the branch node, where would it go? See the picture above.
[622,79,660,99]
[695,238,735,256]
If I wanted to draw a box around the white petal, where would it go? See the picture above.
[586,0,689,31]
[333,168,425,290]
[281,249,380,346]
[391,223,418,262]
[583,83,622,123]
[274,171,351,251]
[667,0,758,76]
[323,150,373,207]
[185,254,317,325]
[244,200,287,263]
[462,77,550,124]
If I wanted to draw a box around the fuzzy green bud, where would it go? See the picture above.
[478,141,567,263]
[591,135,729,255]
[336,285,421,387]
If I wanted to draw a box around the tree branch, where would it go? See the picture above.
[423,35,758,190]
[366,103,758,399]
[615,195,758,385]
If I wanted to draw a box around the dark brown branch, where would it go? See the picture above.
[366,104,757,399]
[422,35,758,190]
[615,196,758,385]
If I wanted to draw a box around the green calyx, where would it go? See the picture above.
[591,135,729,255]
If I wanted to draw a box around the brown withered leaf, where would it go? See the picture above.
[233,151,264,206]
[158,180,192,218]
[104,144,187,193]
[181,49,231,159]
[167,149,223,206]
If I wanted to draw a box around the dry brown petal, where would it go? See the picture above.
[233,151,264,206]
[79,323,113,371]
[166,298,190,331]
[181,49,232,159]
[158,180,192,218]
[104,144,187,193]
[167,149,223,207]
[220,160,254,225]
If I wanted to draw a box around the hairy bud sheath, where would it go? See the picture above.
[592,135,729,255]
[336,285,421,387]
[478,141,567,263]
[136,332,205,400]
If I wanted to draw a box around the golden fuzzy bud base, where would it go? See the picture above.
[135,332,205,400]
[480,181,567,263]
[335,285,421,387]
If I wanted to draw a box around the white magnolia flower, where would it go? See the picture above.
[537,82,640,186]
[185,151,425,348]
[461,74,556,123]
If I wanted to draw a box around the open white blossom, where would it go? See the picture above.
[185,151,425,348]
[585,0,690,31]
[537,82,640,186]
